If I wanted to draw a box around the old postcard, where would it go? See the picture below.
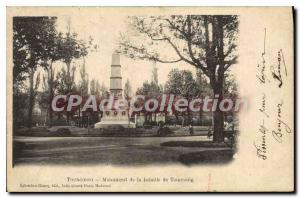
[6,7,294,192]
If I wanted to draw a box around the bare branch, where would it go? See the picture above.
[119,41,182,63]
[224,44,237,57]
[164,37,197,66]
[224,56,238,71]
[165,18,188,38]
[185,15,209,76]
[136,19,198,67]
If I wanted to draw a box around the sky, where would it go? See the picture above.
[52,14,197,93]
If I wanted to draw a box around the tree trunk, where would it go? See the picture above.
[199,107,203,126]
[27,69,35,128]
[187,100,192,125]
[78,108,81,127]
[211,16,225,142]
[48,62,54,127]
[174,111,179,125]
[49,96,53,126]
[66,60,71,125]
[212,86,224,142]
[164,112,168,124]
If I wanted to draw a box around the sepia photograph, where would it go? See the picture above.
[12,14,240,166]
[6,6,294,192]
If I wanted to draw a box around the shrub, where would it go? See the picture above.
[55,128,71,136]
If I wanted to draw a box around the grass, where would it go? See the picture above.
[161,141,230,148]
[178,149,234,165]
[161,140,235,165]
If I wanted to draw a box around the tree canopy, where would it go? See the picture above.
[119,15,239,142]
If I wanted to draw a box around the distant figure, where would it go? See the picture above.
[157,122,163,136]
[189,125,194,136]
[207,128,212,139]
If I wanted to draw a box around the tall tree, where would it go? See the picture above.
[56,66,77,94]
[56,24,96,124]
[136,66,163,123]
[124,78,132,100]
[40,29,66,126]
[98,82,108,98]
[119,15,238,142]
[136,81,162,123]
[90,79,106,96]
[79,57,89,96]
[152,66,159,85]
[56,20,97,93]
[13,17,58,127]
[90,79,97,95]
[165,69,198,125]
[97,82,108,120]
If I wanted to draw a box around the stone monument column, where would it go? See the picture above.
[110,53,122,98]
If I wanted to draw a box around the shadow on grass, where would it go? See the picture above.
[178,149,234,165]
[161,141,230,148]
[161,141,235,165]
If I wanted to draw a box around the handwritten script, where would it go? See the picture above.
[254,28,291,160]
